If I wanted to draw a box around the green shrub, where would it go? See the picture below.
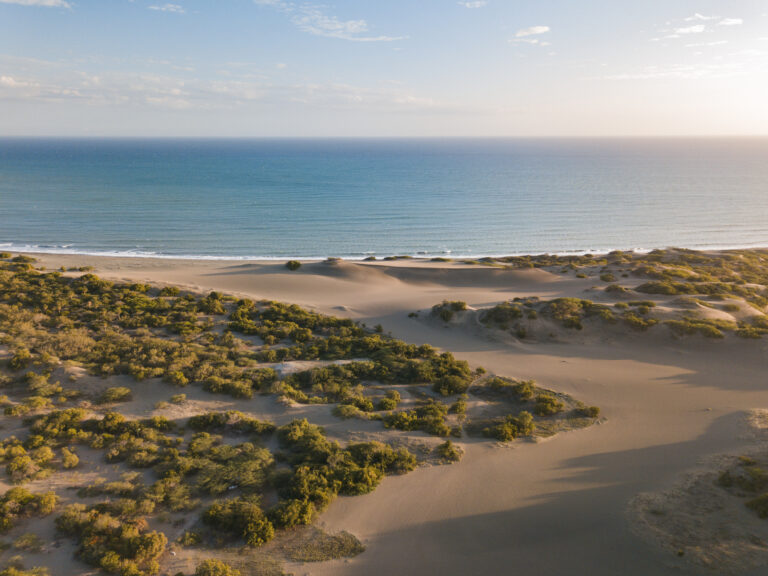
[534,394,564,416]
[195,560,241,576]
[13,532,44,552]
[746,493,768,518]
[9,349,32,371]
[61,447,79,469]
[665,319,730,339]
[55,503,167,575]
[203,496,275,546]
[431,301,468,322]
[0,488,58,533]
[268,498,316,529]
[187,411,275,435]
[483,411,535,442]
[435,440,462,463]
[383,401,451,436]
[98,387,132,404]
[480,302,523,327]
[178,530,202,547]
[376,390,401,411]
[285,260,302,271]
[576,406,600,418]
[0,568,50,576]
[514,380,535,401]
[332,404,366,420]
[623,313,658,331]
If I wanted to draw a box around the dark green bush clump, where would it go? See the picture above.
[187,411,275,435]
[56,503,167,576]
[195,560,241,576]
[99,386,132,404]
[480,302,523,328]
[576,405,600,418]
[383,401,451,437]
[0,488,58,532]
[203,495,275,546]
[544,298,614,329]
[665,318,735,339]
[435,440,462,462]
[483,411,535,442]
[271,419,417,527]
[534,394,564,416]
[431,300,468,322]
[285,260,302,271]
[746,493,768,518]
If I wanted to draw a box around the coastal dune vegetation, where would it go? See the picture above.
[427,249,768,342]
[0,254,597,576]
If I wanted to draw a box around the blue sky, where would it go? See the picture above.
[0,0,767,136]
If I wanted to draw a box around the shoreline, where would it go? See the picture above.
[2,248,768,575]
[5,242,768,263]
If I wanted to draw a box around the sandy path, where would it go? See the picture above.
[30,253,768,575]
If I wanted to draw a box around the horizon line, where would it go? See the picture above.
[2,134,768,140]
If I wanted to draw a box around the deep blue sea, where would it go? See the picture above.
[1,138,767,260]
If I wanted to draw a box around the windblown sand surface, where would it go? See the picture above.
[29,253,768,576]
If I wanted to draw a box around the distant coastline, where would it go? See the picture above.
[4,241,768,263]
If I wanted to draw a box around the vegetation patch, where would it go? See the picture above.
[277,526,365,562]
[0,255,598,574]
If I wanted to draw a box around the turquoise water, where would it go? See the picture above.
[1,138,767,259]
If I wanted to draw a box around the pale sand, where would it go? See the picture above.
[28,253,768,575]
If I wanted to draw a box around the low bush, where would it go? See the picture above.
[746,493,768,518]
[0,488,58,533]
[483,411,535,442]
[55,503,167,575]
[98,387,132,404]
[435,440,462,463]
[431,301,468,322]
[285,260,302,271]
[576,405,600,418]
[195,560,241,576]
[203,496,275,546]
[187,411,275,435]
[376,390,401,411]
[480,302,523,328]
[534,394,564,416]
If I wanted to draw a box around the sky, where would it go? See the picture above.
[0,0,767,137]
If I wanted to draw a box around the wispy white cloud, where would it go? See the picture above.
[0,0,70,7]
[685,13,718,22]
[660,14,745,40]
[509,25,550,47]
[0,75,29,87]
[252,0,403,42]
[458,1,487,8]
[673,24,706,35]
[515,26,550,38]
[149,4,185,14]
[291,8,403,42]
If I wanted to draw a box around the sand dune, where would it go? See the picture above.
[28,252,768,575]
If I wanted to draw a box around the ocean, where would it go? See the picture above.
[1,138,767,260]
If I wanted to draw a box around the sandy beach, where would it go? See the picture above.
[10,251,764,576]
